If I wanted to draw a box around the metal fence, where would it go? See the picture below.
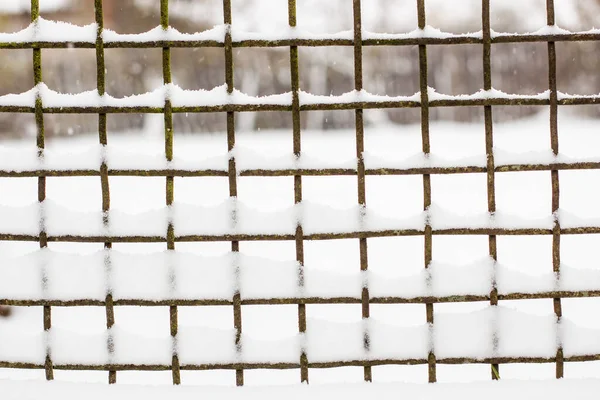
[1,0,600,387]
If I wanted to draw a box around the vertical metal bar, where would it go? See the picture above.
[482,0,500,381]
[288,0,309,384]
[352,0,371,383]
[223,0,243,387]
[94,0,116,384]
[546,0,563,380]
[31,0,53,382]
[161,0,180,385]
[417,0,436,383]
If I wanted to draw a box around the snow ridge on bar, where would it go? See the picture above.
[2,83,600,111]
[2,19,599,45]
[0,199,577,238]
[2,302,600,365]
[6,249,600,303]
[0,83,292,109]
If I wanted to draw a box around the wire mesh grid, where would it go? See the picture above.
[0,0,599,386]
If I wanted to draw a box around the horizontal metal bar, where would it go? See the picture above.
[1,96,597,114]
[2,353,600,372]
[1,162,600,178]
[1,291,600,307]
[1,226,599,243]
[1,31,599,50]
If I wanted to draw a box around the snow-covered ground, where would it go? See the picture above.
[4,378,600,400]
[2,110,600,387]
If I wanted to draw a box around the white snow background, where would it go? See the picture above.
[2,0,600,397]
[4,379,600,400]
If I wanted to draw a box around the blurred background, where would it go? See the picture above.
[0,0,599,138]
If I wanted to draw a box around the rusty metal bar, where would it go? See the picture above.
[3,352,600,371]
[3,95,600,115]
[352,0,372,383]
[417,0,436,383]
[482,0,500,381]
[4,31,600,50]
[4,162,600,178]
[160,0,181,385]
[4,289,600,307]
[94,0,116,384]
[30,0,53,382]
[545,0,564,380]
[222,0,243,387]
[287,0,309,384]
[2,224,600,244]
